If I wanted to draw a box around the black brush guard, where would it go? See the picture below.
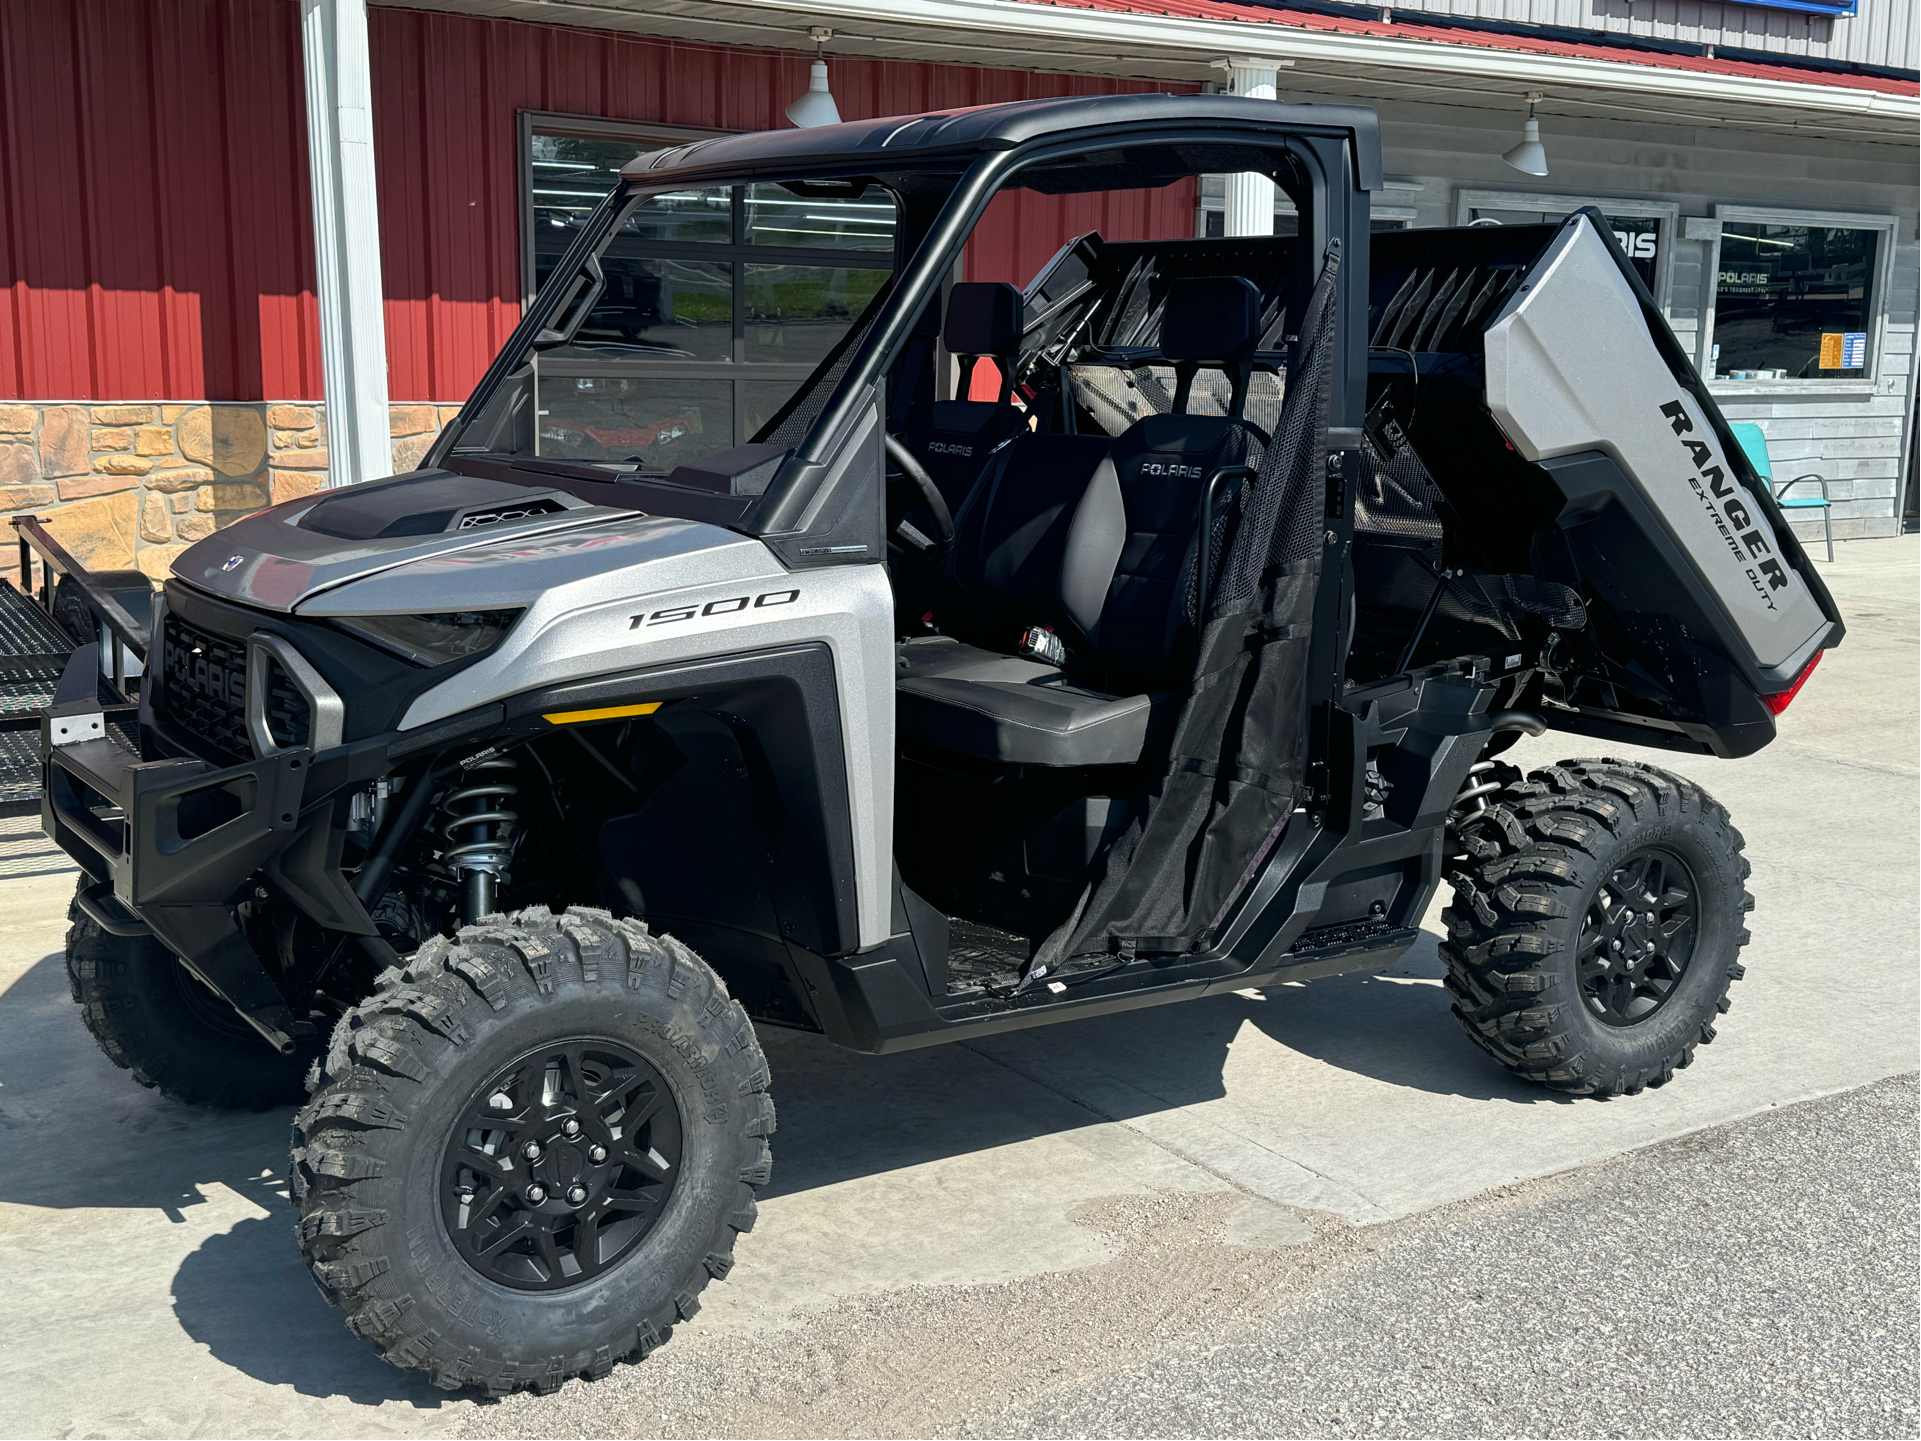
[41,640,316,1054]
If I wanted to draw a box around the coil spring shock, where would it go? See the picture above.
[1448,712,1545,830]
[440,754,519,923]
[1449,759,1506,826]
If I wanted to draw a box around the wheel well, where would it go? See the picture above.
[502,661,852,1031]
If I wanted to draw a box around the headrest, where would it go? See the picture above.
[1160,276,1262,364]
[944,282,1024,358]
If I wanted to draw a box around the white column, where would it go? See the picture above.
[1220,58,1279,238]
[301,0,391,489]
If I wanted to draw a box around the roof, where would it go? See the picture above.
[622,92,1384,187]
[1030,0,1919,98]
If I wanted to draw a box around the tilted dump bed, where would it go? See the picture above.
[1017,211,1843,758]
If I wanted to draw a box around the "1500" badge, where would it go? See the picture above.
[630,588,800,628]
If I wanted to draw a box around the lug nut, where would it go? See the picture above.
[587,1144,608,1164]
[1610,939,1622,951]
[488,1092,513,1111]
[566,1184,589,1206]
[525,1183,547,1204]
[561,1117,582,1138]
[1644,911,1655,923]
[521,1141,543,1162]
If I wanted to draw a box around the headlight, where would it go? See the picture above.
[332,609,522,667]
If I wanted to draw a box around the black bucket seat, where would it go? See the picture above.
[898,276,1269,768]
[905,282,1034,512]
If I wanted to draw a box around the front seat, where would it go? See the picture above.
[905,281,1034,513]
[894,282,1036,625]
[897,275,1269,769]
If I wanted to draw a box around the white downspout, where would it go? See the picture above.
[301,0,391,489]
[1219,57,1279,238]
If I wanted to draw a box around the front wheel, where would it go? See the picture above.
[1442,759,1753,1098]
[293,907,773,1394]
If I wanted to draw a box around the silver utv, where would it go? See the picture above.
[36,94,1840,1393]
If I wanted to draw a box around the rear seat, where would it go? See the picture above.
[898,275,1267,769]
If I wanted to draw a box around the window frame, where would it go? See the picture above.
[515,111,902,457]
[1702,203,1899,396]
[1453,188,1681,313]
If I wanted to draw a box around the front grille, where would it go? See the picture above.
[161,618,314,763]
[162,617,250,762]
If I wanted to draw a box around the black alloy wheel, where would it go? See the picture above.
[296,907,773,1394]
[441,1040,683,1290]
[1577,846,1699,1027]
[1442,758,1752,1098]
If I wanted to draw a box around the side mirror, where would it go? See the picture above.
[533,253,607,349]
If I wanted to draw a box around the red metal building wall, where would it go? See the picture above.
[0,2,1196,404]
[0,0,318,403]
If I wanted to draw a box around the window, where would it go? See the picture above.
[508,115,896,469]
[1706,207,1893,384]
[1453,190,1679,301]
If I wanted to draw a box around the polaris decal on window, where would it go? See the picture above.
[630,589,800,628]
[1659,401,1787,608]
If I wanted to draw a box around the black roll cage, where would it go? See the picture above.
[428,111,1379,549]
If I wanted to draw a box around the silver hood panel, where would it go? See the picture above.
[171,473,630,612]
[294,514,762,616]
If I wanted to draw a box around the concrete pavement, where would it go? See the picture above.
[462,1075,1921,1440]
[0,536,1913,1438]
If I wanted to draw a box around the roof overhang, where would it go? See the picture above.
[379,0,1919,145]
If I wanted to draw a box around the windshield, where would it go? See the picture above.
[456,177,898,476]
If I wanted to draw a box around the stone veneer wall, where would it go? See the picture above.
[0,402,461,579]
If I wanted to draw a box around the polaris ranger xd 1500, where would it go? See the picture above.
[39,95,1841,1394]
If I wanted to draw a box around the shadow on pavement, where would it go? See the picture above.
[171,1214,449,1407]
[3,917,1557,1401]
[0,949,448,1407]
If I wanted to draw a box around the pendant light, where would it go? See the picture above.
[1502,93,1549,177]
[785,28,841,129]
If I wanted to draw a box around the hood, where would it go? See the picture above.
[295,511,767,618]
[172,469,633,612]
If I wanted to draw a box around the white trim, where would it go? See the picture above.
[301,0,391,488]
[701,0,1921,120]
[1703,203,1899,391]
[1454,188,1681,312]
[1221,62,1278,237]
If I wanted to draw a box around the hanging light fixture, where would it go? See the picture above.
[1502,93,1549,176]
[785,28,841,129]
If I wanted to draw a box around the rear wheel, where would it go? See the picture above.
[293,906,772,1394]
[1442,759,1752,1098]
[64,882,313,1109]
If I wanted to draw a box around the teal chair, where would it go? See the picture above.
[1729,421,1833,561]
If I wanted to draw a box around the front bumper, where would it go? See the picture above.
[42,644,314,1051]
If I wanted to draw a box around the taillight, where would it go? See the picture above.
[1762,649,1823,715]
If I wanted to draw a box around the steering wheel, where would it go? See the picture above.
[884,433,955,557]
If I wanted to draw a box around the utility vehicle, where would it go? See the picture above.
[35,94,1840,1394]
